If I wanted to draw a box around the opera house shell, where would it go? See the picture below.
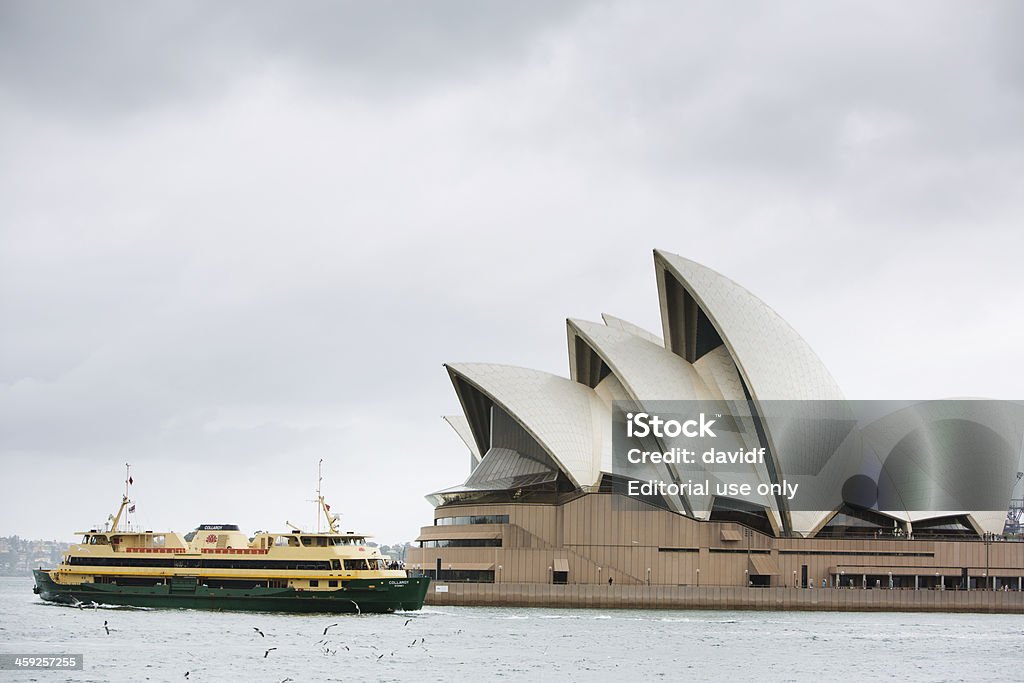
[433,250,1022,539]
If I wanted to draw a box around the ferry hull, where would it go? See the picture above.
[33,570,430,614]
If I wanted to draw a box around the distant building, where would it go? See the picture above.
[0,537,69,575]
[409,250,1024,590]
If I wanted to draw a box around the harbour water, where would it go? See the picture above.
[1,576,1020,682]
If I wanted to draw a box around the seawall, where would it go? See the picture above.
[426,583,1024,613]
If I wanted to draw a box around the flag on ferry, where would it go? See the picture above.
[128,504,136,513]
[128,477,134,485]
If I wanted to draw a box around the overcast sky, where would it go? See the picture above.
[2,1,1023,544]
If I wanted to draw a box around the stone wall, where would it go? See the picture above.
[426,583,1024,613]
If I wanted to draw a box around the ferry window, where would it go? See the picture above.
[331,560,341,570]
[301,537,312,546]
[328,580,338,587]
[309,580,319,587]
[344,559,369,570]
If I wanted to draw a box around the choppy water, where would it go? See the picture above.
[1,576,1021,682]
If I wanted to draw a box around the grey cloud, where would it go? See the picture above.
[512,2,1024,227]
[0,0,589,115]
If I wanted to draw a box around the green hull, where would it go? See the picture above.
[33,570,430,614]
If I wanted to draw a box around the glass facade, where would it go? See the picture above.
[423,569,495,583]
[419,538,502,548]
[434,515,509,526]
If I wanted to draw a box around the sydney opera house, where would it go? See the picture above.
[408,250,1024,591]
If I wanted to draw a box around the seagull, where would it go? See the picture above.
[253,627,265,637]
[184,673,189,679]
[323,623,338,635]
[349,600,361,615]
[264,648,277,658]
[404,618,412,626]
[104,620,110,635]
[343,646,350,651]
[377,654,384,660]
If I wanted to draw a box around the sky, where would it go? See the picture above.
[2,1,1023,544]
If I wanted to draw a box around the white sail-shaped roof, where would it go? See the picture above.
[655,250,852,535]
[445,363,605,488]
[568,318,709,401]
[600,313,663,346]
[655,250,843,402]
[568,317,779,518]
[692,345,746,402]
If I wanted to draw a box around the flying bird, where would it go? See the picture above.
[184,673,189,679]
[253,627,265,637]
[103,620,110,635]
[323,623,338,635]
[264,648,277,658]
[349,600,361,615]
[404,619,412,626]
[377,654,384,660]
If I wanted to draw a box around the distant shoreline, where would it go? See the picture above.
[0,536,74,577]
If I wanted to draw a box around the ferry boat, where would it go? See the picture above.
[32,467,429,613]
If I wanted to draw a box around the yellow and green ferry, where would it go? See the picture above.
[32,472,429,614]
